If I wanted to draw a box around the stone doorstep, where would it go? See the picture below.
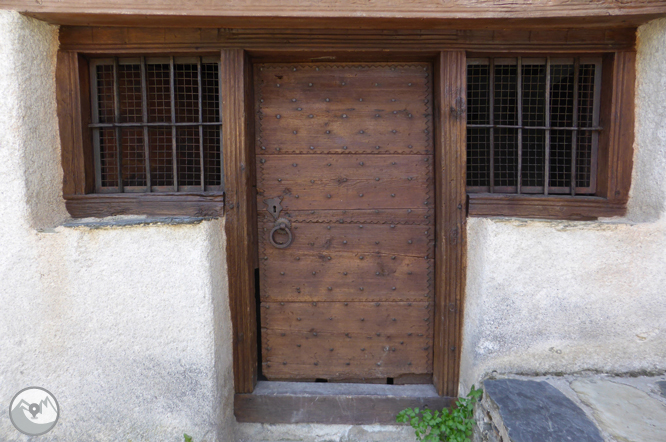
[474,375,666,442]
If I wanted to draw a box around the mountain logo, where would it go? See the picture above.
[9,387,59,436]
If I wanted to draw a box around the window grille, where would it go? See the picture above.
[90,56,223,193]
[466,57,602,195]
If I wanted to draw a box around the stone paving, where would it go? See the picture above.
[475,374,666,442]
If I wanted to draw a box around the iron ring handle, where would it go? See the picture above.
[269,222,293,249]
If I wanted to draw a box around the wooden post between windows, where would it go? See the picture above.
[221,49,259,394]
[433,51,467,397]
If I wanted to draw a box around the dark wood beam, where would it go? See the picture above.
[433,51,467,397]
[221,49,258,394]
[59,27,637,53]
[5,0,666,29]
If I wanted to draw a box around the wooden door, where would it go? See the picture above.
[255,63,435,382]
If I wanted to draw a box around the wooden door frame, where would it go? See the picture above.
[53,22,638,422]
[223,49,467,400]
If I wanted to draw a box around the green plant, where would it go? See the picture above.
[183,434,193,442]
[396,385,483,442]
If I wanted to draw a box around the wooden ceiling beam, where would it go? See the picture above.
[4,0,666,29]
[58,27,637,52]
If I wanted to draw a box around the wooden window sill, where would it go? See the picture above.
[234,381,452,424]
[64,193,225,218]
[468,193,626,221]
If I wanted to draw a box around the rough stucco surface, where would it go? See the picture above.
[460,18,666,394]
[0,11,234,442]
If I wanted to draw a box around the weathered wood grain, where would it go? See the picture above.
[261,301,432,379]
[57,27,638,54]
[11,0,666,29]
[259,253,433,302]
[433,51,467,397]
[64,193,224,217]
[256,63,435,382]
[222,49,258,394]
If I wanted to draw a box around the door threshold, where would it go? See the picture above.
[235,381,452,424]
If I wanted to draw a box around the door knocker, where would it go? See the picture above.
[264,196,293,249]
[269,218,293,249]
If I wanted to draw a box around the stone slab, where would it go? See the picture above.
[657,381,666,399]
[484,379,603,442]
[571,379,666,442]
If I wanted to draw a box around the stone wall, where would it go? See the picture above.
[460,18,666,393]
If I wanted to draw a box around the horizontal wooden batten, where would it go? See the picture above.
[64,193,225,218]
[235,381,452,424]
[58,28,637,52]
[9,0,666,30]
[468,194,626,220]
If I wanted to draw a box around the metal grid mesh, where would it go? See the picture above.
[549,130,572,190]
[147,64,172,123]
[175,64,200,123]
[467,128,490,187]
[96,65,115,124]
[494,128,518,188]
[467,64,490,125]
[494,64,517,126]
[522,63,546,127]
[521,129,545,189]
[549,64,575,128]
[466,57,600,195]
[119,65,142,124]
[203,126,222,186]
[149,128,174,187]
[576,64,597,189]
[121,128,147,187]
[177,127,202,187]
[91,58,223,193]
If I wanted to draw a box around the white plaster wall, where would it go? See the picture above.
[460,18,666,394]
[0,11,234,442]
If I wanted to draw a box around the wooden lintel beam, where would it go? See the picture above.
[4,1,665,29]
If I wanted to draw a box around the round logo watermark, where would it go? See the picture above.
[9,387,59,436]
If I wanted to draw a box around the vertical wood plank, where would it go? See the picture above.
[433,51,467,398]
[77,54,95,194]
[56,51,75,195]
[608,51,635,204]
[222,49,258,394]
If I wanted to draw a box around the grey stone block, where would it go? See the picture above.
[483,379,603,442]
[657,381,666,399]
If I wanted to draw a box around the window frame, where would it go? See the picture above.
[465,51,635,220]
[57,51,226,218]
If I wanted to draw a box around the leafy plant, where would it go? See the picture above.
[183,434,193,442]
[396,385,483,442]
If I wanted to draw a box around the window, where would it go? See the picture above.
[466,57,601,196]
[89,56,223,193]
[465,52,634,220]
